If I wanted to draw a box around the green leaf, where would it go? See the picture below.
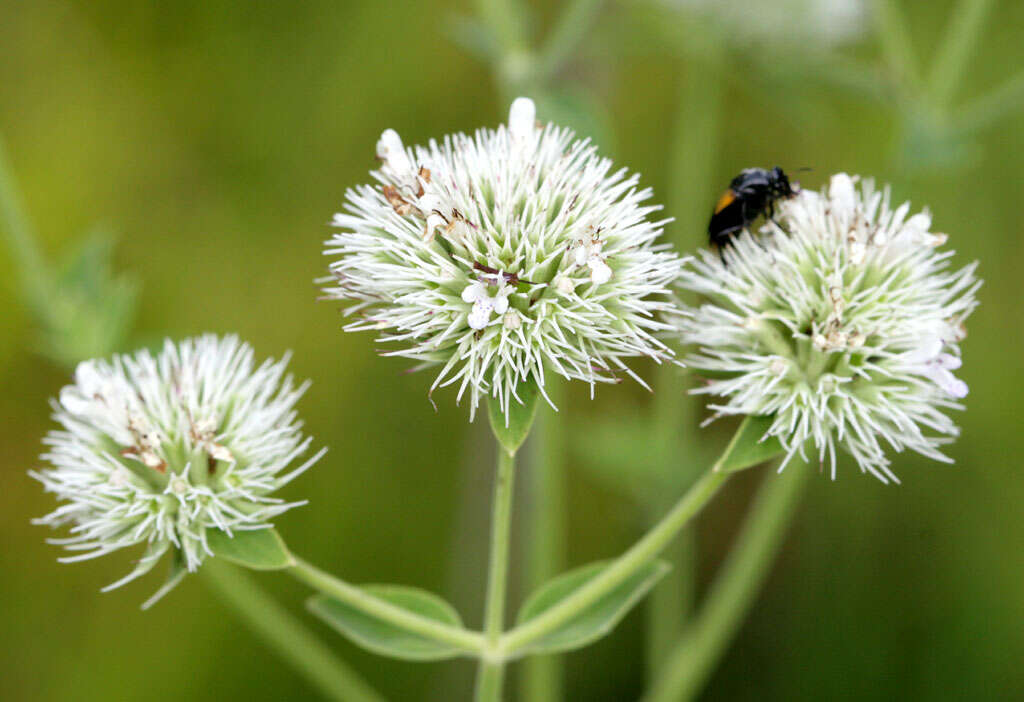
[37,226,138,368]
[715,415,786,473]
[207,528,294,570]
[487,375,541,455]
[307,586,468,661]
[513,559,670,656]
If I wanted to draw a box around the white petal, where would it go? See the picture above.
[829,173,856,212]
[468,300,493,330]
[424,213,446,240]
[493,295,509,315]
[462,282,486,303]
[59,387,92,415]
[209,444,235,462]
[376,129,412,174]
[589,259,612,284]
[930,367,968,398]
[75,361,105,396]
[508,97,536,141]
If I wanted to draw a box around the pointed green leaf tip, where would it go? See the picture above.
[487,376,541,455]
[308,586,469,661]
[715,415,785,473]
[512,559,670,656]
[207,528,295,570]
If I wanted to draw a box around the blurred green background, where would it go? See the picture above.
[2,0,1023,699]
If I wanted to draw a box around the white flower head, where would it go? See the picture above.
[324,98,684,418]
[31,335,323,605]
[678,173,980,483]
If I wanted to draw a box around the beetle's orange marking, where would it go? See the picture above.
[713,190,736,214]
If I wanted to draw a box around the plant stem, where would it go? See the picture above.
[475,445,518,701]
[289,556,485,653]
[646,45,725,682]
[645,504,694,678]
[201,560,386,702]
[520,384,567,702]
[927,0,996,109]
[0,135,51,309]
[872,0,921,89]
[501,466,730,655]
[476,0,529,55]
[535,0,604,83]
[643,463,810,702]
[951,68,1024,135]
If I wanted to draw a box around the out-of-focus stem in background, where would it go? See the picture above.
[644,464,809,702]
[646,41,725,682]
[202,561,387,702]
[520,382,567,702]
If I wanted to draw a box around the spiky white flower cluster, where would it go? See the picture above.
[323,98,683,417]
[31,335,322,604]
[678,174,980,482]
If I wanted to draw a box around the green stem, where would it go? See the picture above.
[872,0,921,89]
[643,464,810,702]
[535,0,604,83]
[645,519,694,677]
[951,68,1024,134]
[646,46,725,682]
[0,135,51,308]
[520,384,567,702]
[476,0,528,52]
[927,0,996,109]
[289,556,485,653]
[474,445,518,701]
[501,466,731,655]
[201,560,386,702]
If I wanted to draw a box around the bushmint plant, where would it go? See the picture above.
[28,101,979,702]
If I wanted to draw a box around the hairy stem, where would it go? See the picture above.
[289,556,485,653]
[474,445,518,701]
[501,466,731,654]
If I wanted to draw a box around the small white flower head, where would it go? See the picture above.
[323,98,684,418]
[678,173,980,483]
[31,335,323,605]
